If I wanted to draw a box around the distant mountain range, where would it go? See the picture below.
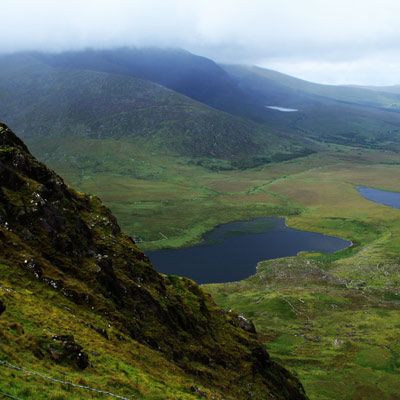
[1,47,400,172]
[224,64,400,148]
[0,51,310,170]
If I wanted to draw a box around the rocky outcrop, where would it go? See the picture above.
[0,300,5,316]
[31,335,90,370]
[51,335,90,369]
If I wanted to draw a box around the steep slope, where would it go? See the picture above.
[36,47,269,122]
[0,122,308,399]
[0,53,305,167]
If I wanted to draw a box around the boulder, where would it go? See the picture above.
[52,335,90,369]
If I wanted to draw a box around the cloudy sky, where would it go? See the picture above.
[2,0,400,85]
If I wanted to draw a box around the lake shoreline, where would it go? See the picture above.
[148,216,351,284]
[357,185,400,209]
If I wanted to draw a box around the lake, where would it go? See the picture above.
[357,186,400,209]
[148,217,350,284]
[266,106,299,112]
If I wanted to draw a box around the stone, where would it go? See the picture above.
[52,335,90,369]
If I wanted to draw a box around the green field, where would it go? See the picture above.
[29,138,400,400]
[29,136,400,251]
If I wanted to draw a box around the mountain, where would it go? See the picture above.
[0,123,308,399]
[0,53,308,168]
[3,48,400,163]
[224,65,400,110]
[5,48,400,153]
[353,84,400,96]
[35,47,269,122]
[223,64,400,149]
[39,47,400,132]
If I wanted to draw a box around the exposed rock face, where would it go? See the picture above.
[0,300,5,315]
[238,315,257,333]
[51,335,90,369]
[0,123,308,399]
[31,334,90,370]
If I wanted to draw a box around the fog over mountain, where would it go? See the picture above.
[2,0,400,85]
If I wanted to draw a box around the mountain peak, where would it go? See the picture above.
[0,123,29,151]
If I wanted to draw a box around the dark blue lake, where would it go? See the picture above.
[357,186,400,209]
[148,217,350,284]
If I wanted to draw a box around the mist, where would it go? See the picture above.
[2,0,400,85]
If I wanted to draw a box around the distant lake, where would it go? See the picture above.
[148,217,350,284]
[357,186,400,209]
[266,106,299,112]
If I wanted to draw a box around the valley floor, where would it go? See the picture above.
[30,139,400,399]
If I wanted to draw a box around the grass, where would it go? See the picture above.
[28,136,400,253]
[206,257,400,400]
[27,135,302,250]
[0,264,205,400]
[26,135,400,399]
[201,149,400,399]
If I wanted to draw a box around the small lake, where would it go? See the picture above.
[266,106,299,112]
[357,186,400,209]
[148,217,350,284]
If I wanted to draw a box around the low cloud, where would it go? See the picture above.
[2,0,400,85]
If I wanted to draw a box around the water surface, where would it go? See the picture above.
[266,106,299,112]
[357,186,400,209]
[148,217,350,284]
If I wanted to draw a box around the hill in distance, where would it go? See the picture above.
[0,122,308,399]
[36,47,269,123]
[0,52,309,170]
[224,64,400,109]
[223,64,400,149]
[3,47,400,159]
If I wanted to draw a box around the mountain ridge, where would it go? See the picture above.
[0,52,307,167]
[3,48,400,157]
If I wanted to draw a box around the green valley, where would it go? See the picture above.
[35,136,400,399]
[2,47,400,400]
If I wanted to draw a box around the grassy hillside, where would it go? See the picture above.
[36,47,268,122]
[360,85,400,95]
[0,123,308,399]
[226,65,400,110]
[34,48,400,131]
[224,65,400,149]
[0,53,307,167]
[3,49,400,169]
